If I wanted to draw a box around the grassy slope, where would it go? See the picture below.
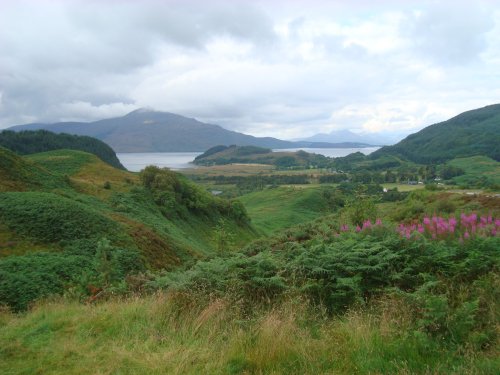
[371,104,500,163]
[447,156,500,186]
[239,186,333,235]
[0,130,125,169]
[1,148,255,264]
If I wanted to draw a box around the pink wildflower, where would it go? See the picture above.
[362,220,372,230]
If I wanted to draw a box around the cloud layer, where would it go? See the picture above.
[1,0,499,139]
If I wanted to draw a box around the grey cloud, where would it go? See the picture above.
[1,0,499,140]
[404,3,495,65]
[0,0,276,126]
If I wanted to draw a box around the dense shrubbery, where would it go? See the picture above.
[149,225,499,349]
[140,165,250,223]
[0,240,145,311]
[0,192,119,242]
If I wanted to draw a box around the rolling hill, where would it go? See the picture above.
[8,109,373,152]
[370,104,500,163]
[0,130,124,169]
[0,147,256,310]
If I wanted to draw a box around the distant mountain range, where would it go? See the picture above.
[298,129,403,146]
[371,104,500,163]
[8,109,374,152]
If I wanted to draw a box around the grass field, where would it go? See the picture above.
[238,186,334,235]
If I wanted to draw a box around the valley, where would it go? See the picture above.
[0,104,499,374]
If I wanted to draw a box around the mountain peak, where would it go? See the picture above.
[126,107,157,116]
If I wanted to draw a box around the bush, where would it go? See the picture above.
[0,192,119,243]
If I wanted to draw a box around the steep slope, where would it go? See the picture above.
[9,109,372,152]
[370,104,500,163]
[0,148,256,310]
[0,130,124,169]
[0,147,68,192]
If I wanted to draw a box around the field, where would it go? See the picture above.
[238,186,334,235]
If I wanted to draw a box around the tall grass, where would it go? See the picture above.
[1,293,498,374]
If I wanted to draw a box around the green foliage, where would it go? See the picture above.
[151,230,499,325]
[0,192,119,243]
[0,147,68,191]
[275,155,297,168]
[0,130,124,169]
[213,219,235,254]
[440,164,465,180]
[26,149,97,175]
[140,165,250,223]
[0,252,91,311]
[446,156,500,188]
[345,186,378,226]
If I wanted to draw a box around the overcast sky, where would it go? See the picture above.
[1,0,499,139]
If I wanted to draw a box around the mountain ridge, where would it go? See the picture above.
[370,104,500,163]
[8,109,376,152]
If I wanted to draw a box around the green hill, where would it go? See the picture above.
[0,130,125,169]
[0,147,68,192]
[194,145,330,168]
[371,104,500,164]
[0,148,255,310]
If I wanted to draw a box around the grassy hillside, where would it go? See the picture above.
[0,147,68,192]
[0,148,255,310]
[446,156,500,188]
[239,186,342,235]
[371,104,500,163]
[0,130,124,169]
